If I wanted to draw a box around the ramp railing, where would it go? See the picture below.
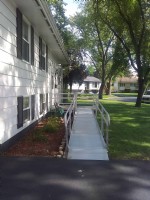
[50,92,110,152]
[94,97,110,147]
[63,94,77,156]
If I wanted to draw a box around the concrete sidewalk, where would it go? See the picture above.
[0,157,150,200]
[68,107,108,160]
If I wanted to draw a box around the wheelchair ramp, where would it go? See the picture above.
[67,107,109,160]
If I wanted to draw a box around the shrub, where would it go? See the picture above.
[43,117,62,133]
[32,129,47,142]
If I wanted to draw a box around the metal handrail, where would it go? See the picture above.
[50,92,110,153]
[94,98,110,147]
[51,92,74,106]
[63,94,77,157]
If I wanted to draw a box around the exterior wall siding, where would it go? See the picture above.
[0,0,62,145]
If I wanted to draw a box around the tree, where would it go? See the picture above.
[72,3,131,98]
[63,63,87,92]
[105,39,131,95]
[47,0,88,90]
[92,0,150,107]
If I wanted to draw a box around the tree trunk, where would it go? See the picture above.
[135,76,144,107]
[105,78,112,95]
[99,61,106,99]
[99,82,105,99]
[69,81,73,93]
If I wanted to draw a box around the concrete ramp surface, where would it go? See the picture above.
[67,107,109,160]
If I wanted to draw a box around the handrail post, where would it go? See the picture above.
[64,121,68,156]
[96,99,98,117]
[106,126,108,147]
[101,107,104,136]
[69,110,71,136]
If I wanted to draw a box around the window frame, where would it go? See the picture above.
[119,83,125,87]
[40,94,46,114]
[92,82,98,88]
[41,40,46,70]
[39,37,48,71]
[17,95,35,129]
[16,8,34,65]
[23,96,30,123]
[22,17,31,63]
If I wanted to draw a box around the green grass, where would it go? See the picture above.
[77,94,96,106]
[100,100,150,160]
[112,92,138,97]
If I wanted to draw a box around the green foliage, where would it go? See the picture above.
[47,0,88,90]
[32,129,47,142]
[111,39,131,78]
[31,117,62,142]
[87,65,95,76]
[92,0,150,106]
[43,117,62,133]
[67,64,87,90]
[72,1,131,98]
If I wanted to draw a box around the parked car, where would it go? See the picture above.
[142,90,150,103]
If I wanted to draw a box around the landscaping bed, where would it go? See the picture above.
[2,117,66,158]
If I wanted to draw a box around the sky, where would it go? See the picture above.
[63,0,80,17]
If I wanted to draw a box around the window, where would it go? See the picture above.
[42,41,46,70]
[130,83,136,87]
[119,83,125,87]
[16,8,34,64]
[93,82,97,88]
[23,97,30,123]
[17,96,30,128]
[22,20,30,62]
[40,94,46,114]
[46,93,48,111]
[17,96,23,128]
[17,95,35,129]
[55,73,57,88]
[31,95,35,120]
[39,37,48,71]
[51,75,54,89]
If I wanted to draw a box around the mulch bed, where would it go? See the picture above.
[2,117,66,157]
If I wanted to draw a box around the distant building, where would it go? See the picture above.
[113,77,138,92]
[68,76,101,93]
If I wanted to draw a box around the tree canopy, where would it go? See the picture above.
[47,0,150,107]
[92,0,150,106]
[47,0,88,90]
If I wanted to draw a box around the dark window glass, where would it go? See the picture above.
[42,56,45,70]
[23,109,30,123]
[40,94,46,114]
[23,97,30,123]
[23,21,28,41]
[22,20,29,62]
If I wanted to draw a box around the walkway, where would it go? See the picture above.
[67,106,109,160]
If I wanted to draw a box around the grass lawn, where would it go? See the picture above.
[112,93,138,97]
[100,100,150,160]
[77,94,96,105]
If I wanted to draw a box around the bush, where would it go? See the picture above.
[43,117,62,133]
[32,129,47,142]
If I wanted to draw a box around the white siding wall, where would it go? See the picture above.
[70,83,85,91]
[89,82,100,90]
[0,0,62,144]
